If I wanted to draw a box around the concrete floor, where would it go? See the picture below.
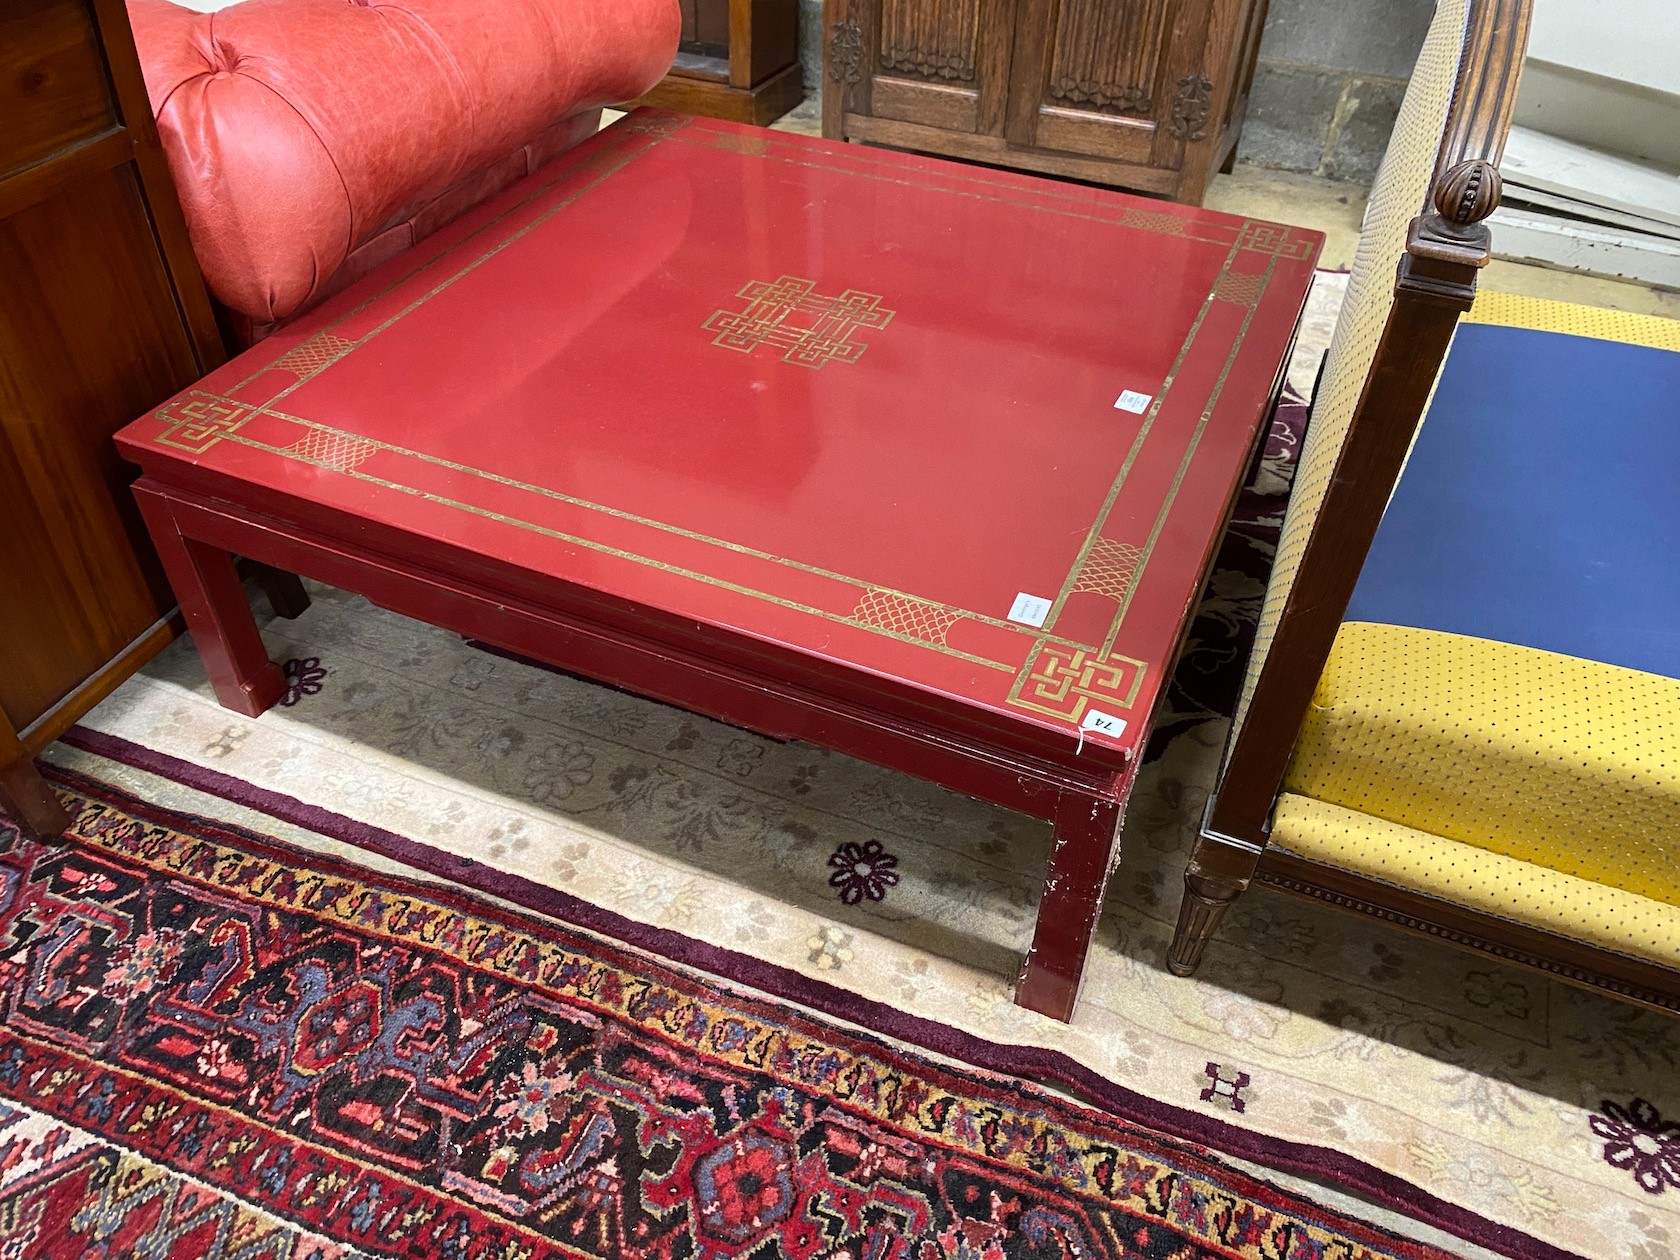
[607,104,1680,320]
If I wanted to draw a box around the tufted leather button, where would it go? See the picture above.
[206,38,241,75]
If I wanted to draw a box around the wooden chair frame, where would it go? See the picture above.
[1166,0,1679,1016]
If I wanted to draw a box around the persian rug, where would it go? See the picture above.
[44,277,1680,1260]
[1,769,1469,1260]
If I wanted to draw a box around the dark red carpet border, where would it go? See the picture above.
[1,765,1481,1260]
[47,740,1580,1260]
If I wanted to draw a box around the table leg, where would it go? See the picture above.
[1015,790,1122,1022]
[251,563,311,619]
[136,488,286,718]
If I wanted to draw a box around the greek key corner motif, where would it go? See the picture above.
[1010,642,1146,724]
[154,395,251,454]
[1238,222,1316,260]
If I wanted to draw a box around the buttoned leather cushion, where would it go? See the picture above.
[129,0,678,329]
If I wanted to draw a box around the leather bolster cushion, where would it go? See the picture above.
[128,0,680,325]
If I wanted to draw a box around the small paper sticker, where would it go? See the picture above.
[1114,390,1152,414]
[1080,709,1127,738]
[1007,592,1052,628]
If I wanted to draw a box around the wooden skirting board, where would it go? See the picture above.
[1491,205,1680,290]
[1493,126,1680,290]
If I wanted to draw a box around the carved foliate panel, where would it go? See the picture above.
[877,0,981,82]
[829,19,863,84]
[1046,0,1172,116]
[1171,73,1214,139]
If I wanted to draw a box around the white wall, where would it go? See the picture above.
[1528,0,1680,97]
[1516,0,1680,169]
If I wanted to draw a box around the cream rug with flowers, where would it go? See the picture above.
[46,275,1680,1260]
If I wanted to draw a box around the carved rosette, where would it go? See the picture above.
[828,19,863,85]
[1170,74,1213,140]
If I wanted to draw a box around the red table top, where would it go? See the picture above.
[118,111,1321,767]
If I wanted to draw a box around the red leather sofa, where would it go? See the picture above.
[129,0,679,343]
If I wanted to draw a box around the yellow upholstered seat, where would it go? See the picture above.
[1278,622,1680,967]
[1270,794,1680,968]
[1167,2,1680,1010]
[1464,290,1680,352]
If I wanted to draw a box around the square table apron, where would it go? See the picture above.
[115,111,1321,1022]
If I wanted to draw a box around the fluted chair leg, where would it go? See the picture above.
[1168,872,1247,976]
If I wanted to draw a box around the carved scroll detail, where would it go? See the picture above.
[1045,0,1170,117]
[880,46,975,82]
[876,0,980,85]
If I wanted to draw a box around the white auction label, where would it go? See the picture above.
[1080,709,1128,737]
[1113,390,1152,414]
[1007,592,1052,628]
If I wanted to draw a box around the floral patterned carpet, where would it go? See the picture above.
[39,275,1680,1260]
[0,770,1472,1259]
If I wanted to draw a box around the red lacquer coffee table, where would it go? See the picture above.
[116,111,1320,1022]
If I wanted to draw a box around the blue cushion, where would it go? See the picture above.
[1345,322,1680,680]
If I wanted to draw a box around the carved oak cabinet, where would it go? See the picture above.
[822,0,1268,202]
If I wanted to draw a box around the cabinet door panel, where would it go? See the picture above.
[865,0,1016,135]
[870,77,981,132]
[0,0,117,181]
[1032,108,1155,163]
[1006,0,1209,164]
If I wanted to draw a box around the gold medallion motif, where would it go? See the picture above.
[272,332,356,377]
[1213,271,1268,307]
[704,276,894,369]
[1120,208,1191,237]
[283,429,378,472]
[1072,537,1144,601]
